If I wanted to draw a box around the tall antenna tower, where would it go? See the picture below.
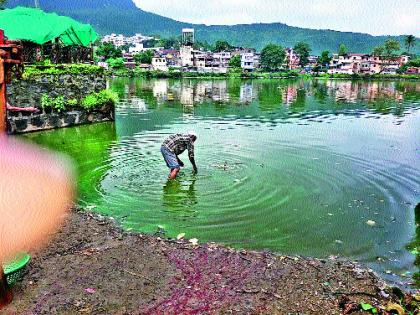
[35,0,40,8]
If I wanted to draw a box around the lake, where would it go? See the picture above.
[22,78,420,287]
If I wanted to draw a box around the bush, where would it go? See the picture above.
[23,64,104,78]
[106,57,125,69]
[81,89,118,109]
[67,98,78,106]
[41,94,66,112]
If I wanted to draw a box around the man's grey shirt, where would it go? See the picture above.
[162,134,195,158]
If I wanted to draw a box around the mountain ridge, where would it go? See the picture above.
[5,0,420,54]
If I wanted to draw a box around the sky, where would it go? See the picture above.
[133,0,420,37]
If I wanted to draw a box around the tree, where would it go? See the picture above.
[229,55,241,68]
[293,42,311,67]
[260,44,286,72]
[319,51,331,66]
[214,40,232,52]
[96,42,122,60]
[157,37,181,50]
[405,35,416,53]
[384,39,400,57]
[193,40,212,51]
[372,46,385,56]
[338,44,347,56]
[133,50,154,64]
[106,57,125,69]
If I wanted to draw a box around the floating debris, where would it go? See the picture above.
[189,238,199,246]
[177,233,186,240]
[366,220,376,226]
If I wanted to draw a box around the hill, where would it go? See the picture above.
[5,0,420,54]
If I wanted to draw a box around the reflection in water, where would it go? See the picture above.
[162,178,197,213]
[115,78,419,119]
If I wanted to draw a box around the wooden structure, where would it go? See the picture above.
[0,29,23,133]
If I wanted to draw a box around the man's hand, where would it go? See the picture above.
[177,157,184,167]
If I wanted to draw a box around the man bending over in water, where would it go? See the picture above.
[161,131,198,179]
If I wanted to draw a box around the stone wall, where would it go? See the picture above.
[6,73,114,134]
[7,107,114,134]
[7,74,106,109]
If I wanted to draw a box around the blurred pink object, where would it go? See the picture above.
[0,135,74,262]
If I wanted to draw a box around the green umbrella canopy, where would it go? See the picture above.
[0,7,97,46]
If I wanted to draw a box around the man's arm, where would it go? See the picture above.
[187,140,197,173]
[176,156,184,167]
[189,153,197,173]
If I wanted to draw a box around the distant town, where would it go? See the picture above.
[97,28,419,76]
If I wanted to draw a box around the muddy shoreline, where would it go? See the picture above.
[2,209,415,314]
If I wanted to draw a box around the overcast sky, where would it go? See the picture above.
[133,0,420,36]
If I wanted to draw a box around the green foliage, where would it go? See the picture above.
[81,89,118,109]
[338,44,347,56]
[40,89,117,112]
[95,42,122,60]
[372,46,385,56]
[23,64,104,78]
[39,59,52,66]
[260,44,286,72]
[407,58,420,67]
[214,40,232,52]
[398,57,420,73]
[193,40,213,51]
[41,94,66,112]
[319,51,331,65]
[405,35,416,53]
[294,42,311,66]
[384,39,401,56]
[133,50,154,64]
[360,302,378,314]
[229,55,241,68]
[106,57,125,69]
[157,37,181,49]
[67,98,78,106]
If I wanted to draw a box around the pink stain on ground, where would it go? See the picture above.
[143,245,268,314]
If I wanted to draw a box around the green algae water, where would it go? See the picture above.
[22,78,420,286]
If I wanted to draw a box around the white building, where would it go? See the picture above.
[213,52,231,69]
[180,46,194,67]
[102,33,154,47]
[182,28,195,46]
[102,33,125,47]
[151,57,168,72]
[194,52,208,70]
[128,43,145,54]
[328,53,410,75]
